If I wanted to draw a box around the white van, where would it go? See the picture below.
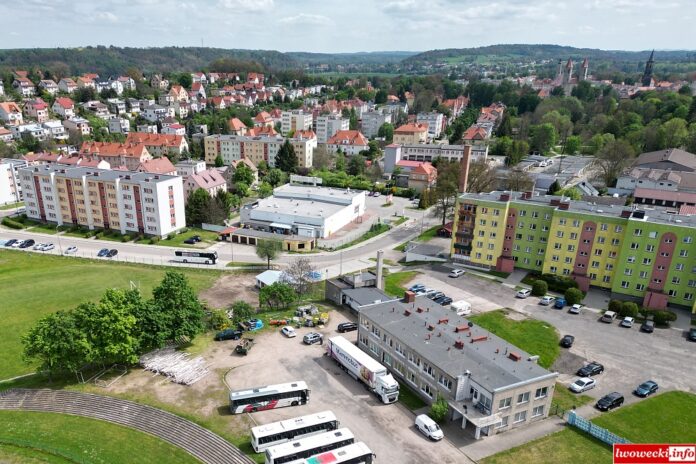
[451,300,471,316]
[415,414,444,441]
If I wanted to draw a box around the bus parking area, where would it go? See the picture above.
[223,308,471,464]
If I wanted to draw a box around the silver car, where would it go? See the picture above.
[569,377,596,393]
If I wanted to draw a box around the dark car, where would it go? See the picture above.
[433,295,449,304]
[107,249,118,258]
[596,392,624,411]
[183,235,202,244]
[640,320,655,333]
[438,297,453,306]
[577,362,604,377]
[560,335,575,348]
[4,239,17,247]
[97,248,110,257]
[337,322,358,333]
[214,329,242,341]
[688,328,696,342]
[429,292,445,300]
[633,380,658,397]
[18,239,35,249]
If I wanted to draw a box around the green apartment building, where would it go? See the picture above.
[452,191,696,311]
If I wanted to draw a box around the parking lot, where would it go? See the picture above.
[415,266,696,412]
[223,309,471,464]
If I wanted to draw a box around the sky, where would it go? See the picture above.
[1,0,693,53]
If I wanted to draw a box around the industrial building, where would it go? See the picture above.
[240,183,366,239]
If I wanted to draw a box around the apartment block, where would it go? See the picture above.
[452,191,696,311]
[281,110,313,135]
[359,296,557,439]
[204,133,314,169]
[384,143,481,174]
[361,111,391,138]
[316,115,349,144]
[0,158,27,205]
[416,112,445,139]
[19,164,185,238]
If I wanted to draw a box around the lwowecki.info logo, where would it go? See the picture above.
[614,444,696,463]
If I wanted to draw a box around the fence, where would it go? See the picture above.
[567,411,631,446]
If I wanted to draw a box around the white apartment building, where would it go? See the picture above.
[416,112,445,139]
[0,158,27,206]
[108,117,131,134]
[42,120,68,140]
[316,115,349,144]
[281,110,313,135]
[19,164,185,238]
[361,111,391,138]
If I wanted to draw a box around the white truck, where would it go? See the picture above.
[326,336,399,404]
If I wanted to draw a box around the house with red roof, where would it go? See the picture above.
[0,127,13,143]
[394,122,428,145]
[326,130,369,156]
[137,157,177,176]
[0,102,23,126]
[125,132,189,157]
[161,123,186,136]
[52,97,75,119]
[228,118,248,136]
[463,125,489,142]
[253,111,274,128]
[79,141,152,171]
[183,168,227,200]
[394,160,438,192]
[24,98,49,123]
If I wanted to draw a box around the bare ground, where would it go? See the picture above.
[199,272,259,309]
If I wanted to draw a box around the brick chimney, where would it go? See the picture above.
[458,144,472,193]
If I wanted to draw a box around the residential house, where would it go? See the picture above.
[58,78,78,94]
[175,159,206,177]
[253,111,274,128]
[229,158,259,184]
[125,132,188,157]
[150,74,169,90]
[11,123,48,141]
[0,79,4,97]
[83,100,111,119]
[42,120,67,140]
[63,117,92,136]
[326,130,369,156]
[416,112,445,139]
[281,110,313,135]
[76,76,96,89]
[79,141,152,171]
[384,144,476,174]
[169,85,189,103]
[191,82,206,99]
[316,115,349,144]
[52,97,75,119]
[107,98,127,115]
[38,80,59,95]
[0,102,24,126]
[137,157,177,175]
[191,72,207,84]
[116,76,136,91]
[228,118,248,136]
[161,123,186,136]
[393,123,428,145]
[183,168,227,199]
[142,104,174,123]
[0,128,13,143]
[136,124,158,134]
[108,117,130,134]
[394,160,438,192]
[13,77,36,97]
[23,98,49,123]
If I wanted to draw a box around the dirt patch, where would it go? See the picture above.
[503,308,527,321]
[551,348,586,375]
[199,272,258,309]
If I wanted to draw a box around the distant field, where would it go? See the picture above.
[0,410,199,464]
[0,250,221,379]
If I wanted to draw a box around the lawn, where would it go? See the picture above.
[551,382,593,411]
[0,442,74,464]
[398,382,427,411]
[384,271,420,298]
[394,225,440,251]
[0,250,221,379]
[0,410,199,464]
[468,309,560,369]
[330,223,391,251]
[0,201,23,211]
[154,228,220,248]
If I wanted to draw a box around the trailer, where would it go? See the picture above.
[326,336,399,404]
[235,338,255,355]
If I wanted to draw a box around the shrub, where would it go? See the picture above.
[564,287,584,305]
[149,237,160,244]
[539,273,579,293]
[531,280,548,296]
[1,217,24,229]
[618,301,639,318]
[651,310,678,326]
[209,309,230,331]
[608,300,623,313]
[430,394,449,423]
[229,301,254,322]
[167,234,175,241]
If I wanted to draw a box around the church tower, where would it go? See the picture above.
[562,58,573,87]
[580,58,589,81]
[641,50,655,87]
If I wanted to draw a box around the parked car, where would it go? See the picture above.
[18,239,35,249]
[409,284,425,292]
[640,320,655,333]
[438,297,453,306]
[620,317,635,328]
[688,328,696,342]
[577,362,604,377]
[415,414,444,441]
[41,243,55,251]
[429,292,445,300]
[633,380,658,397]
[337,322,358,333]
[64,246,78,255]
[540,296,556,306]
[33,242,45,250]
[97,248,110,257]
[303,332,323,345]
[11,240,24,248]
[107,249,118,258]
[183,235,202,244]
[560,335,575,348]
[214,329,242,341]
[280,326,297,338]
[449,269,466,278]
[554,298,567,309]
[4,239,18,247]
[516,289,531,299]
[569,377,596,393]
[596,392,624,411]
[601,310,617,323]
[568,304,583,314]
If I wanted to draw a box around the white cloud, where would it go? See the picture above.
[92,11,119,23]
[218,0,274,11]
[279,13,333,26]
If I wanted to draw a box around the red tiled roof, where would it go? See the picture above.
[138,157,176,174]
[634,188,696,204]
[293,130,316,140]
[0,102,21,113]
[463,126,488,140]
[79,141,149,158]
[247,126,278,137]
[54,97,74,109]
[394,123,428,134]
[228,117,247,131]
[126,132,184,148]
[327,130,368,146]
[396,160,423,168]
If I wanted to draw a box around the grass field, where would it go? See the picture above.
[468,309,559,369]
[154,228,220,248]
[0,250,221,379]
[0,410,199,464]
[0,443,74,464]
[0,202,24,211]
[384,271,420,298]
[398,382,427,411]
[394,225,440,251]
[551,382,593,411]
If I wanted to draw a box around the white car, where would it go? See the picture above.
[569,377,596,393]
[42,243,55,251]
[449,269,466,278]
[33,242,46,250]
[569,304,584,314]
[620,317,635,328]
[539,296,556,306]
[516,289,531,299]
[415,414,444,441]
[64,246,78,254]
[280,326,297,338]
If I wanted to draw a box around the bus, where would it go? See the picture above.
[286,442,375,464]
[265,428,354,464]
[250,410,338,453]
[230,381,310,415]
[174,250,218,265]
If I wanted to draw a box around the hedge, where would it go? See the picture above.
[649,310,678,326]
[1,217,25,230]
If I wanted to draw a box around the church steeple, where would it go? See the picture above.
[641,50,655,87]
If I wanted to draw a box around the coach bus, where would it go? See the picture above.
[174,250,218,265]
[230,381,309,415]
[250,410,338,453]
[286,442,375,464]
[265,428,354,464]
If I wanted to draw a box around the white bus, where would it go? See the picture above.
[174,250,218,264]
[230,381,310,415]
[265,428,354,464]
[286,442,375,464]
[250,410,338,453]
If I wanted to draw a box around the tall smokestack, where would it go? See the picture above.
[459,144,472,194]
[376,250,384,290]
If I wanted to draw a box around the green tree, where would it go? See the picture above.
[266,168,285,187]
[378,123,394,143]
[564,135,581,155]
[233,163,254,185]
[259,282,296,311]
[256,239,282,269]
[466,159,498,194]
[229,301,254,323]
[177,73,193,88]
[531,280,548,297]
[508,140,529,166]
[214,154,224,167]
[349,108,358,130]
[550,86,565,97]
[348,155,365,176]
[547,180,561,195]
[258,181,273,198]
[151,271,205,341]
[530,123,557,154]
[215,189,234,218]
[185,188,212,226]
[496,114,512,137]
[22,310,90,375]
[234,181,250,197]
[335,151,346,172]
[209,309,230,331]
[564,288,584,306]
[592,139,636,187]
[433,161,460,225]
[275,140,298,173]
[661,118,689,148]
[430,394,449,423]
[375,89,388,104]
[557,187,582,200]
